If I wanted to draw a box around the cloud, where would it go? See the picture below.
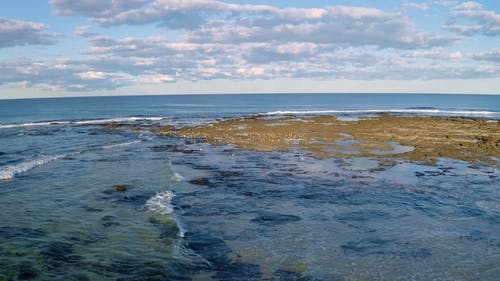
[51,0,456,49]
[1,0,494,92]
[407,3,429,11]
[0,17,58,48]
[444,2,500,36]
[473,48,500,62]
[452,1,482,10]
[78,71,106,79]
[184,5,456,49]
[49,0,149,17]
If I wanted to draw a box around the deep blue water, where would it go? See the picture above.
[0,94,499,280]
[1,94,499,124]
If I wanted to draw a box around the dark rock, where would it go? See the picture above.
[149,217,180,244]
[117,192,155,206]
[275,269,312,281]
[113,185,128,192]
[18,262,38,280]
[219,171,243,178]
[101,215,116,222]
[41,242,81,268]
[84,206,103,212]
[342,237,392,254]
[401,248,432,259]
[214,262,262,281]
[184,232,228,265]
[149,145,179,152]
[335,210,390,223]
[103,222,121,227]
[189,178,209,185]
[251,213,301,226]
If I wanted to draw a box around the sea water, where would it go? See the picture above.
[0,94,499,280]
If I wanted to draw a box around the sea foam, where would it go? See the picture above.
[145,191,176,215]
[0,152,79,181]
[263,109,497,117]
[101,140,142,149]
[0,117,168,129]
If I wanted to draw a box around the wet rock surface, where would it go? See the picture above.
[154,115,500,164]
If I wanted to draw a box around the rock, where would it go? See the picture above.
[113,185,128,192]
[251,212,301,226]
[189,178,209,185]
[149,217,180,244]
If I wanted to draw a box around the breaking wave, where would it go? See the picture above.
[145,191,176,215]
[101,140,142,149]
[0,117,168,129]
[263,109,498,118]
[0,152,80,181]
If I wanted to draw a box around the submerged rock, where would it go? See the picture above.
[113,185,128,192]
[40,242,81,269]
[0,227,46,239]
[189,178,209,185]
[149,217,180,244]
[251,212,301,226]
[17,262,38,280]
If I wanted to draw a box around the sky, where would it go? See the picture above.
[0,0,499,99]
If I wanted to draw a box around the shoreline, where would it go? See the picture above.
[154,115,500,165]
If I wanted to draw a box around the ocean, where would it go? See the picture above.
[0,94,499,280]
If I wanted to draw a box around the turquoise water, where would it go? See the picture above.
[0,94,499,280]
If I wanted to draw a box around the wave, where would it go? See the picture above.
[101,140,142,149]
[171,172,184,182]
[263,109,498,117]
[0,138,146,180]
[0,152,79,181]
[0,117,169,129]
[145,191,176,215]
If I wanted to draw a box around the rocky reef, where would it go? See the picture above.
[154,115,499,164]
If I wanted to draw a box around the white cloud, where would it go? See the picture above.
[78,71,106,79]
[53,1,456,49]
[49,0,149,17]
[0,17,58,48]
[444,2,500,36]
[452,1,482,10]
[473,49,500,62]
[139,73,176,83]
[408,3,429,11]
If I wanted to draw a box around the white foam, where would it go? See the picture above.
[101,140,142,149]
[145,191,175,215]
[0,117,168,129]
[74,117,166,125]
[263,109,497,117]
[0,121,70,129]
[0,152,79,181]
[171,172,184,182]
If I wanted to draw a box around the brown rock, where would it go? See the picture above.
[189,178,209,185]
[113,185,128,192]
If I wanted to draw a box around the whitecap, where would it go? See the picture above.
[0,116,169,130]
[263,109,497,117]
[145,191,175,215]
[101,140,142,149]
[0,152,79,181]
[171,172,184,182]
[0,121,70,129]
[74,116,166,125]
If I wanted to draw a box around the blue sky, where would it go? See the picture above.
[0,0,499,98]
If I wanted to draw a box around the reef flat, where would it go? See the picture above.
[154,115,499,164]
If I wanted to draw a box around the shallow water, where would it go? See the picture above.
[0,94,499,280]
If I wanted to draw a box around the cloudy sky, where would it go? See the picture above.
[0,0,499,98]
